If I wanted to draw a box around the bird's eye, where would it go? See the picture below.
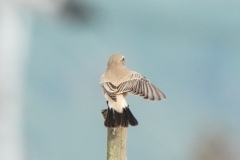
[122,57,125,61]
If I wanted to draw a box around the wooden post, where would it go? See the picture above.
[102,110,127,160]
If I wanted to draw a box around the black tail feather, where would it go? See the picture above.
[104,107,114,128]
[122,109,129,127]
[104,106,138,128]
[125,106,138,126]
[115,110,121,127]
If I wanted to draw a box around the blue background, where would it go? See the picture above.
[22,0,240,159]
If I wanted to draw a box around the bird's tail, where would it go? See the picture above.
[104,106,138,128]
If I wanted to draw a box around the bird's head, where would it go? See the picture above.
[107,54,125,67]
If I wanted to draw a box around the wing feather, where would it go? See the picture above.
[143,81,148,99]
[148,83,160,100]
[152,83,166,100]
[146,83,154,100]
[139,81,145,96]
[102,86,117,101]
[100,72,166,101]
[135,80,140,94]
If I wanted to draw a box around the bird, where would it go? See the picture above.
[100,54,166,128]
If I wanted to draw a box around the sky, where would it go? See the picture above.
[4,0,240,160]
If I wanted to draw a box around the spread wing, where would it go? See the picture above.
[100,72,166,101]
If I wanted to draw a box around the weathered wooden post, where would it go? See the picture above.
[102,109,127,160]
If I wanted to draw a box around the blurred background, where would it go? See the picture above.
[0,0,240,160]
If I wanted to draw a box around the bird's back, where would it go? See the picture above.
[104,66,132,86]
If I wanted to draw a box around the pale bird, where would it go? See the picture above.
[100,54,166,128]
